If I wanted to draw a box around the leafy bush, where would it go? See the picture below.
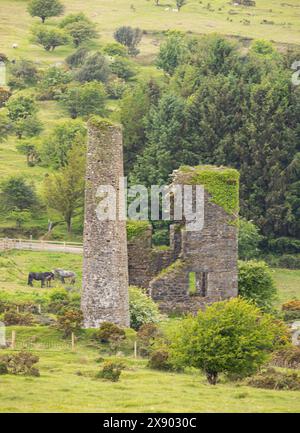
[66,47,89,68]
[110,57,136,80]
[106,78,127,99]
[0,351,40,376]
[38,66,71,100]
[148,349,174,371]
[56,308,83,337]
[3,310,35,326]
[60,81,106,118]
[6,95,37,121]
[94,322,126,344]
[97,361,122,382]
[272,346,300,369]
[103,43,128,57]
[129,286,160,330]
[238,218,262,260]
[9,59,39,89]
[238,260,277,311]
[248,368,300,391]
[170,298,288,385]
[75,52,111,83]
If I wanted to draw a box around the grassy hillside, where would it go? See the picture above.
[1,0,300,64]
[0,326,299,413]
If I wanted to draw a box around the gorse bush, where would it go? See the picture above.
[94,322,126,344]
[248,368,300,391]
[56,308,83,337]
[129,286,160,330]
[272,347,300,369]
[148,349,174,371]
[97,361,122,382]
[3,311,35,326]
[0,351,40,376]
[282,300,300,311]
[137,323,161,356]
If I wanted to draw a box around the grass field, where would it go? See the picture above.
[0,251,299,413]
[0,326,299,413]
[1,0,300,64]
[0,250,299,304]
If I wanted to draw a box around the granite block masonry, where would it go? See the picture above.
[81,118,129,328]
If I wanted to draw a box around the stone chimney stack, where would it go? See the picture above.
[81,117,130,328]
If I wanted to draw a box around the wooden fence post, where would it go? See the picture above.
[11,330,16,350]
[134,341,137,359]
[71,332,75,352]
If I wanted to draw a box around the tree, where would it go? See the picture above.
[120,79,161,173]
[31,25,69,51]
[8,59,39,89]
[8,209,31,228]
[170,298,288,385]
[60,13,98,47]
[176,0,187,11]
[43,144,85,232]
[16,139,40,166]
[238,218,262,260]
[66,47,89,68]
[131,93,190,186]
[238,260,277,312]
[13,115,43,139]
[156,31,187,75]
[27,0,64,23]
[110,56,136,80]
[114,26,143,56]
[0,176,38,211]
[39,119,86,168]
[60,81,106,119]
[6,95,37,121]
[75,52,111,83]
[38,66,72,100]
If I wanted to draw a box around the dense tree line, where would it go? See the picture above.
[122,34,300,240]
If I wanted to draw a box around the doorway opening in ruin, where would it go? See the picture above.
[188,271,208,297]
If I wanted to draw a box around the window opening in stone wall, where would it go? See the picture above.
[188,272,208,297]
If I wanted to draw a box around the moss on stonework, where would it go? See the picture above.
[127,220,151,241]
[88,116,120,130]
[178,165,239,216]
[155,259,184,279]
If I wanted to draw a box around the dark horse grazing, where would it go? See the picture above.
[28,272,55,288]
